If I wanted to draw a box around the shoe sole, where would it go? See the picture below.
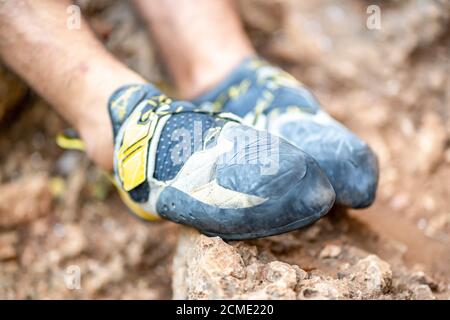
[201,200,333,240]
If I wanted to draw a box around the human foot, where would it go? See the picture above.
[193,57,379,208]
[109,84,335,239]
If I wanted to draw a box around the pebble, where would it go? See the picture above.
[319,244,342,259]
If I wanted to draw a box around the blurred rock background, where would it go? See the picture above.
[0,0,448,299]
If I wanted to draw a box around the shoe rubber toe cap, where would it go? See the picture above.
[156,140,335,239]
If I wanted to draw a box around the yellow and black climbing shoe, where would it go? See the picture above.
[105,83,336,239]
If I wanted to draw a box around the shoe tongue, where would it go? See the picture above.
[193,56,319,119]
[191,56,260,110]
[108,84,161,137]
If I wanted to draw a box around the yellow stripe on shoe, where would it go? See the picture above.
[56,133,86,151]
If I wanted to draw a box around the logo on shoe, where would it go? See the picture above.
[169,121,280,176]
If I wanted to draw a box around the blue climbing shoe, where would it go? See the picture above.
[193,57,379,208]
[108,84,336,239]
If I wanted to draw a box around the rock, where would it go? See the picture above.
[84,256,125,294]
[172,228,247,299]
[50,224,87,262]
[172,228,302,300]
[409,284,436,300]
[339,255,392,298]
[259,261,299,299]
[0,231,18,260]
[424,213,450,241]
[173,228,439,300]
[55,151,84,176]
[319,244,342,259]
[298,276,347,300]
[410,271,440,292]
[415,112,447,174]
[0,174,52,228]
[389,192,410,211]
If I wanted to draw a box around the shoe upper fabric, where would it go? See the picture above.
[108,84,336,239]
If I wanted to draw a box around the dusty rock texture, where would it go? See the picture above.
[0,174,52,228]
[173,211,447,300]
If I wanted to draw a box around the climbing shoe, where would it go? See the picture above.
[193,57,379,208]
[106,83,335,239]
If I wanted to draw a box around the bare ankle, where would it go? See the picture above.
[76,102,114,170]
[178,48,255,99]
[73,63,146,171]
[135,0,255,99]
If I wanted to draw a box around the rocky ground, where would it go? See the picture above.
[173,214,444,300]
[0,0,449,299]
